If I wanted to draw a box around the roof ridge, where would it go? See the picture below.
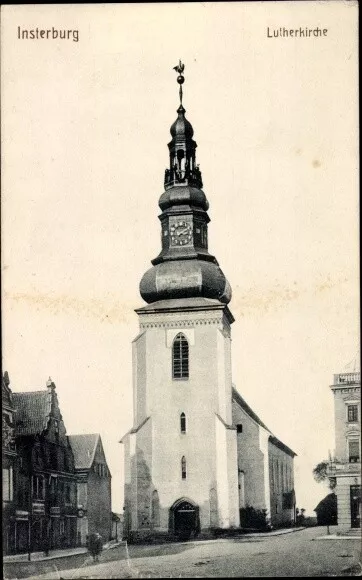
[13,390,50,396]
[68,433,100,438]
[232,386,271,432]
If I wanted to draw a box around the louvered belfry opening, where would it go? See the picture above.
[172,333,189,379]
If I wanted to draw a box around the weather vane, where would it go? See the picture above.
[173,60,185,105]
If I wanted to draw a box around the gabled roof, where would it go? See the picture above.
[232,386,297,458]
[12,390,52,436]
[68,434,100,470]
[232,387,270,432]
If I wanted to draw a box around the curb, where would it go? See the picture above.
[3,542,123,564]
[314,535,361,541]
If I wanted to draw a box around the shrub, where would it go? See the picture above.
[87,533,103,561]
[240,506,269,531]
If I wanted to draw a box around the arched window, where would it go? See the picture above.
[180,413,186,433]
[181,456,187,479]
[172,333,189,379]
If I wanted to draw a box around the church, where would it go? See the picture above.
[121,63,296,541]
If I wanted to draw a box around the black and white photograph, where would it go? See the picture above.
[1,2,360,578]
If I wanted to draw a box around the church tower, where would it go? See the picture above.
[121,63,240,540]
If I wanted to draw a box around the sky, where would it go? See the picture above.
[1,2,359,516]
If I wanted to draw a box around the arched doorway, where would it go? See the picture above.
[170,498,199,540]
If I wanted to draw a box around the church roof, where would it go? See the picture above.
[232,387,270,432]
[12,390,52,436]
[68,433,100,470]
[232,387,297,457]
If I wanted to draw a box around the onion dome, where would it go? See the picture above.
[170,105,194,140]
[139,61,232,307]
[158,185,209,212]
[140,260,232,305]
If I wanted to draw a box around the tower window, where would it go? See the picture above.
[348,405,358,423]
[181,456,187,479]
[172,333,189,379]
[237,424,243,433]
[180,413,186,433]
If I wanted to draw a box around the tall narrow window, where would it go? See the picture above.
[348,405,358,423]
[181,456,187,479]
[180,413,186,433]
[33,475,44,500]
[349,440,360,463]
[172,333,189,379]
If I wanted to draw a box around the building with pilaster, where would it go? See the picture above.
[327,370,361,531]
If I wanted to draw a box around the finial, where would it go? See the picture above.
[46,376,55,389]
[173,60,185,105]
[3,371,10,387]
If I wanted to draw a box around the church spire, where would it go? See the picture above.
[139,63,231,306]
[164,61,203,190]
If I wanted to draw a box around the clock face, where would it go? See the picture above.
[170,220,192,246]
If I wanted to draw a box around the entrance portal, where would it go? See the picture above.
[350,485,361,528]
[170,499,198,540]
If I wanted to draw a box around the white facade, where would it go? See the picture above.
[122,298,240,538]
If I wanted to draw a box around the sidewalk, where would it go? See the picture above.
[314,533,362,541]
[239,526,306,538]
[3,541,122,563]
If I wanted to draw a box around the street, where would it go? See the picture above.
[4,527,361,579]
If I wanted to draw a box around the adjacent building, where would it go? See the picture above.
[327,371,361,531]
[2,373,113,555]
[12,378,78,553]
[233,388,296,528]
[2,372,17,554]
[121,64,296,541]
[68,434,112,545]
